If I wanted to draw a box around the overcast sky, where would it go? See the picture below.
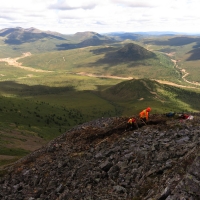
[1,0,200,34]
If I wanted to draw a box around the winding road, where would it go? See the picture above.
[0,52,52,73]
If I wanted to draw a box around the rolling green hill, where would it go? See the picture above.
[95,43,156,63]
[100,78,200,114]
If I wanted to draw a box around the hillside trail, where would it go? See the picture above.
[0,52,53,73]
[76,72,133,80]
[140,79,165,102]
[77,72,198,89]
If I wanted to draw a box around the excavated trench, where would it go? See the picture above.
[65,115,176,152]
[86,117,168,145]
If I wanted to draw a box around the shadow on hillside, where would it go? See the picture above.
[56,43,79,50]
[0,81,75,96]
[78,45,157,67]
[144,36,200,61]
[4,33,66,45]
[90,47,115,55]
[144,37,200,46]
[158,48,176,53]
[86,47,121,67]
[56,38,115,51]
[186,48,200,60]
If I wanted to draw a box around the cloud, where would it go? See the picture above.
[0,0,200,34]
[49,0,99,10]
[110,0,161,7]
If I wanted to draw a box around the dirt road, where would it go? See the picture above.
[0,52,52,73]
[77,72,199,89]
[169,58,200,87]
[76,72,133,80]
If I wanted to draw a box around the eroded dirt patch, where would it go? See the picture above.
[0,52,53,73]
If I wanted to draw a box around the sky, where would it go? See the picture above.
[1,0,200,34]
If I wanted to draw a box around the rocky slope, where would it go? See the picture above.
[0,113,200,200]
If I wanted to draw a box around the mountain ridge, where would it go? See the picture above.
[0,27,115,46]
[0,113,200,199]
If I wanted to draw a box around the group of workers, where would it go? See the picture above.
[126,107,151,130]
[126,107,194,131]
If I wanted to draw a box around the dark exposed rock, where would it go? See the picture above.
[0,114,200,199]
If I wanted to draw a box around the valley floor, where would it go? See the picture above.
[1,52,199,90]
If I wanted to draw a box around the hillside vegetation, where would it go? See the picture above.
[101,78,200,114]
[142,35,200,83]
[18,43,179,83]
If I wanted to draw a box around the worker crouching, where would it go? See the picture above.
[139,107,151,123]
[126,117,136,131]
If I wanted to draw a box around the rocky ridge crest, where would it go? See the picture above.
[0,113,200,200]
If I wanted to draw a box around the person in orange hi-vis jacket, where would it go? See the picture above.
[139,107,151,122]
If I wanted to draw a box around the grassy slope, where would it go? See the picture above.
[0,104,117,166]
[0,91,115,167]
[0,36,70,58]
[0,39,21,58]
[0,68,125,167]
[178,44,200,82]
[101,78,200,115]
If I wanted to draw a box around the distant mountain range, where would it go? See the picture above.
[0,27,115,46]
[106,31,200,36]
[56,32,116,50]
[1,27,200,52]
[0,27,67,45]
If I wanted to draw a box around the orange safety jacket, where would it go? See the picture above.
[139,109,149,120]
